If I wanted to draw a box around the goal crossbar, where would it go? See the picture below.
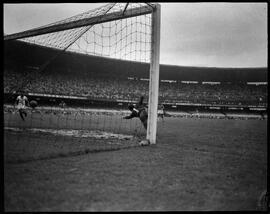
[4,5,154,41]
[4,3,161,145]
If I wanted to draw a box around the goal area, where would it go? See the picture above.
[4,3,161,162]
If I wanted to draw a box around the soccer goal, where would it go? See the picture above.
[4,3,160,161]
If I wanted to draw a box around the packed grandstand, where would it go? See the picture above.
[4,68,267,106]
[4,40,268,108]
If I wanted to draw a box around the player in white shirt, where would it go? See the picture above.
[15,91,29,121]
[158,104,165,122]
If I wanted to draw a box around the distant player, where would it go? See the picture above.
[158,104,165,122]
[15,91,29,121]
[123,96,148,130]
[59,100,66,108]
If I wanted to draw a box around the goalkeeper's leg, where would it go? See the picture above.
[139,110,148,130]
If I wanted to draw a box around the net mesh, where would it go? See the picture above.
[4,3,155,162]
[20,3,152,62]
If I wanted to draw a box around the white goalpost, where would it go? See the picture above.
[4,3,161,145]
[147,4,161,144]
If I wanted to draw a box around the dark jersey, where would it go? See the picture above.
[124,96,148,129]
[124,96,147,119]
[124,108,140,119]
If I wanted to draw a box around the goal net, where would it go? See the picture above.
[4,3,161,163]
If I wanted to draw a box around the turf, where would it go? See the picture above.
[4,109,267,211]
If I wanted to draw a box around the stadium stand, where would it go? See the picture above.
[4,40,267,107]
[4,67,267,106]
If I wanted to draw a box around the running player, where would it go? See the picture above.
[15,91,29,121]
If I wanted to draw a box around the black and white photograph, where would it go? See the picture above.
[3,2,268,211]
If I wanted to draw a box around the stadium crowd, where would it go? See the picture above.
[4,69,267,106]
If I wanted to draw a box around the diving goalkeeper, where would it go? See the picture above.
[123,96,148,130]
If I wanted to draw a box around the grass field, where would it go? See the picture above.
[4,106,268,211]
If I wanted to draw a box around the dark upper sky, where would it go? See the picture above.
[4,3,267,68]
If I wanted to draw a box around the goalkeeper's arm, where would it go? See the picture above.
[123,111,137,119]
